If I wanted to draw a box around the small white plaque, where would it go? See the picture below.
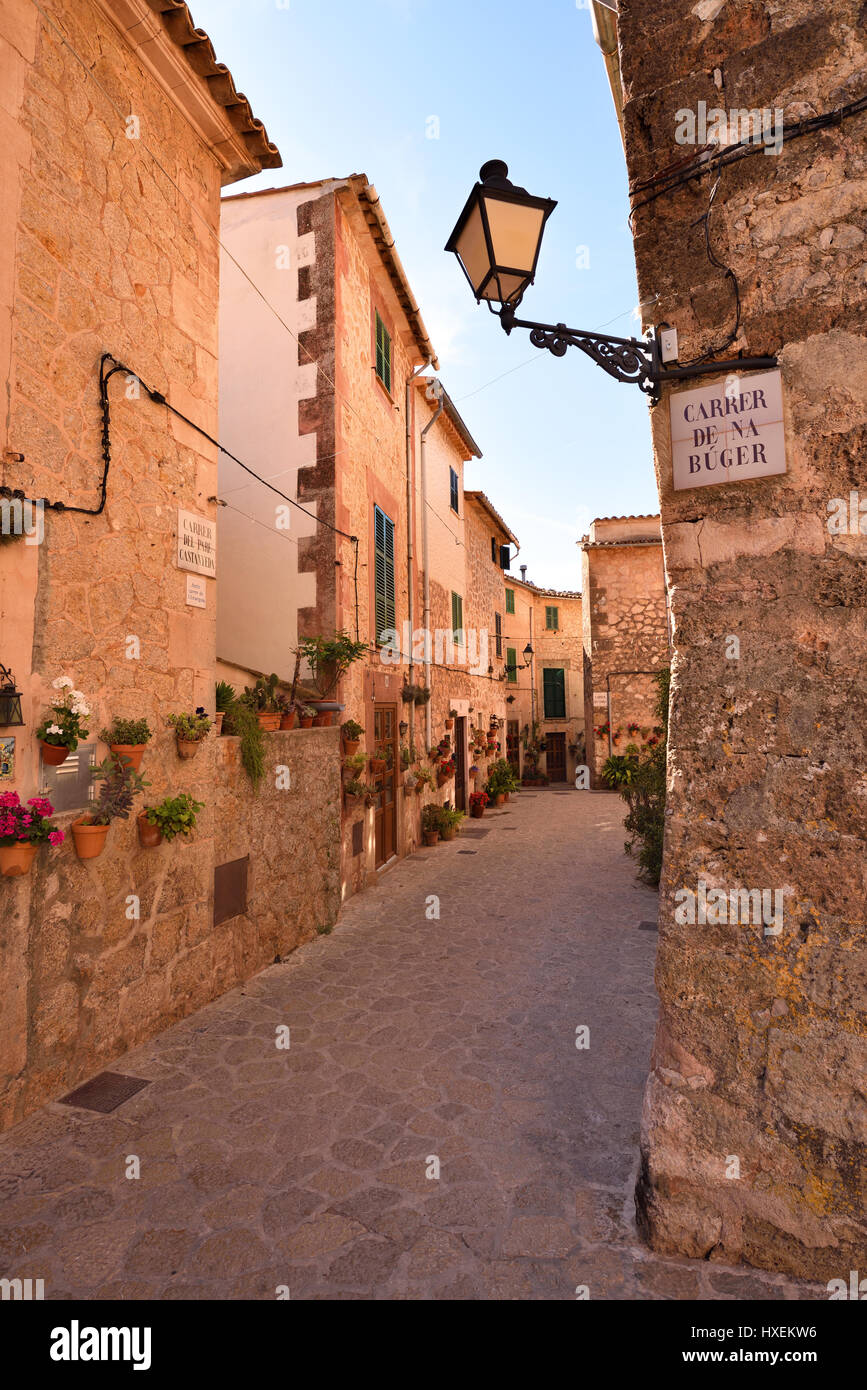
[670,369,786,491]
[177,509,216,575]
[593,693,608,708]
[186,575,207,609]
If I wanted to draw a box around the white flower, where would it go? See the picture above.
[52,676,74,690]
[72,702,90,717]
[47,724,63,735]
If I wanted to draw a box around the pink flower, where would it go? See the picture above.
[48,830,65,846]
[21,814,32,826]
[0,791,20,809]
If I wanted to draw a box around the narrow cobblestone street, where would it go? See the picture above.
[0,791,821,1300]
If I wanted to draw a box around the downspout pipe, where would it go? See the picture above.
[406,360,430,754]
[420,380,444,754]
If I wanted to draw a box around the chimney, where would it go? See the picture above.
[520,564,527,581]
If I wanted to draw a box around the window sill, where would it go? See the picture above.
[372,369,396,407]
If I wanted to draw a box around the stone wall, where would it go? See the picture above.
[532,591,585,782]
[581,518,670,784]
[616,0,867,1276]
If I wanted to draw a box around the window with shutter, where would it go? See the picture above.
[374,505,395,643]
[505,587,515,614]
[543,668,566,718]
[506,647,517,684]
[546,605,559,630]
[375,311,392,394]
[449,467,459,514]
[451,591,464,646]
[494,612,502,658]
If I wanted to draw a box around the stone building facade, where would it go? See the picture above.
[0,1,345,1134]
[597,0,867,1276]
[580,516,670,785]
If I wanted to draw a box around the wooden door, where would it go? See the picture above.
[373,705,397,866]
[546,731,567,782]
[454,716,467,811]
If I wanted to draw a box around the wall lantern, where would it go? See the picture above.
[399,720,408,738]
[523,643,534,664]
[0,664,24,726]
[446,161,778,403]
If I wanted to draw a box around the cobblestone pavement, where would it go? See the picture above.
[0,791,823,1300]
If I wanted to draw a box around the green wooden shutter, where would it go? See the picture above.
[506,647,517,684]
[543,668,566,718]
[546,605,559,630]
[451,592,464,645]
[505,588,515,614]
[375,312,391,393]
[375,506,395,642]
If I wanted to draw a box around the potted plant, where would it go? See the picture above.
[486,758,516,807]
[215,681,235,736]
[278,697,297,731]
[99,716,152,772]
[298,704,316,729]
[437,757,456,787]
[36,677,90,766]
[444,709,456,731]
[246,674,282,731]
[72,756,149,860]
[296,631,367,701]
[421,803,443,847]
[401,685,415,705]
[167,708,212,759]
[343,752,367,778]
[415,767,434,795]
[400,745,412,771]
[222,698,265,790]
[0,791,65,877]
[138,792,204,848]
[342,719,364,755]
[439,804,465,841]
[405,770,418,793]
[414,686,431,707]
[469,789,489,820]
[343,777,372,808]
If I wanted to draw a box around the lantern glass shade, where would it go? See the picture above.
[523,643,534,661]
[446,162,557,307]
[0,684,23,726]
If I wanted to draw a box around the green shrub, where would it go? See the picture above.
[224,698,264,790]
[621,668,670,886]
[215,681,236,713]
[144,793,204,842]
[421,804,444,834]
[601,753,639,788]
[100,717,152,746]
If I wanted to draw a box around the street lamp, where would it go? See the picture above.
[446,161,778,402]
[523,643,534,663]
[0,664,24,726]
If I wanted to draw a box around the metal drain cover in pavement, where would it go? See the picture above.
[59,1072,149,1113]
[461,827,490,838]
[458,849,477,855]
[639,921,658,932]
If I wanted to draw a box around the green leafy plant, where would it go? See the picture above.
[344,778,371,801]
[415,767,435,790]
[296,632,368,697]
[223,698,265,790]
[601,753,640,789]
[298,704,317,720]
[100,717,152,746]
[486,758,517,796]
[36,677,91,750]
[88,756,149,826]
[144,793,204,842]
[215,680,236,713]
[439,804,465,831]
[342,719,364,741]
[344,752,367,775]
[166,709,212,742]
[245,673,281,713]
[622,668,670,886]
[400,746,412,769]
[414,686,431,706]
[421,803,444,834]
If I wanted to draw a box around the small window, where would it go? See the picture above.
[374,505,396,643]
[39,741,97,813]
[543,668,566,719]
[375,311,392,394]
[494,612,502,659]
[546,605,559,630]
[451,591,464,646]
[449,467,459,514]
[505,587,515,614]
[491,537,498,563]
[506,647,517,684]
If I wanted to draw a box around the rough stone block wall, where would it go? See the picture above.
[617,0,867,1276]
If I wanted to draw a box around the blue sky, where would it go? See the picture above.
[195,0,657,591]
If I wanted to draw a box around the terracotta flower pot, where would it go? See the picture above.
[0,842,38,877]
[440,826,457,842]
[137,813,163,848]
[437,774,449,788]
[300,717,314,729]
[40,741,69,766]
[495,792,506,807]
[343,739,360,756]
[423,830,439,847]
[470,805,485,819]
[71,818,109,860]
[110,743,146,772]
[312,714,328,727]
[444,719,454,731]
[215,712,225,735]
[280,711,297,730]
[256,712,281,732]
[176,738,201,760]
[504,792,511,802]
[370,758,386,774]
